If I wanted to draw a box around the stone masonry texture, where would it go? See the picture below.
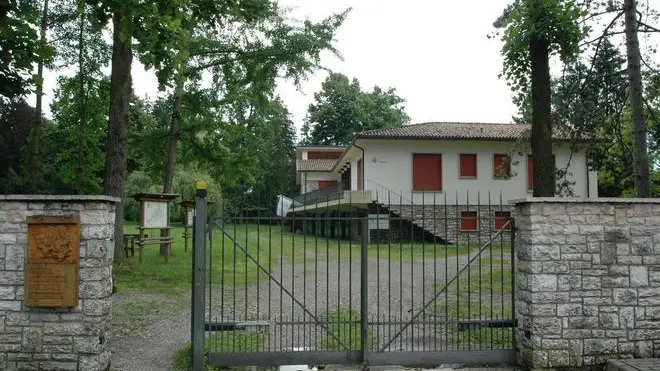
[0,196,118,371]
[513,198,660,369]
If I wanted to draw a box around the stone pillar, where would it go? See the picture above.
[0,195,119,371]
[513,198,660,369]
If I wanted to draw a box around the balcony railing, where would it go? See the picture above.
[293,183,345,206]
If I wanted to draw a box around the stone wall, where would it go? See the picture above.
[377,204,512,245]
[0,195,118,371]
[513,198,660,369]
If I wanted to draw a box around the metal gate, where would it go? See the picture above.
[190,188,516,370]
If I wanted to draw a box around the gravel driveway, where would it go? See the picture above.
[108,247,510,370]
[207,248,510,353]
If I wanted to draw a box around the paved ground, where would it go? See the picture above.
[607,359,660,371]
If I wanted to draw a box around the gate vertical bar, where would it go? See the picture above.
[360,217,369,366]
[192,181,208,371]
[510,217,516,352]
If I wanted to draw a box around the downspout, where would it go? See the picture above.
[354,142,365,191]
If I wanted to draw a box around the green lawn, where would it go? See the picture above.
[115,222,507,295]
[434,251,515,349]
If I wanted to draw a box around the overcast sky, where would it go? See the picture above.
[39,0,660,138]
[271,0,519,131]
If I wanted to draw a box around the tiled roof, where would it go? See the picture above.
[356,122,577,141]
[296,145,346,150]
[296,159,337,172]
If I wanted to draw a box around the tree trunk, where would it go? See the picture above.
[624,0,650,197]
[529,27,555,197]
[160,84,183,256]
[76,0,86,194]
[30,0,49,192]
[104,12,133,262]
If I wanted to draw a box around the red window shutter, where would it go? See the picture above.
[494,211,511,230]
[493,154,510,177]
[459,154,477,177]
[412,154,442,191]
[527,155,534,190]
[460,211,478,231]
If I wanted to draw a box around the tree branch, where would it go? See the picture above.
[638,20,660,33]
[641,54,660,74]
[577,11,625,96]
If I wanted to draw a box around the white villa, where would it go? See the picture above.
[290,122,597,243]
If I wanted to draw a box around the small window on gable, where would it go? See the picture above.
[493,154,511,178]
[494,211,511,231]
[459,154,477,178]
[460,211,478,231]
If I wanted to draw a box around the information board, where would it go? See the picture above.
[25,216,80,307]
[143,201,169,228]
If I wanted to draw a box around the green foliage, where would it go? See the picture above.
[123,171,160,221]
[495,0,584,109]
[0,0,54,99]
[306,72,410,145]
[0,100,39,192]
[46,74,110,193]
[548,35,660,197]
[122,167,221,222]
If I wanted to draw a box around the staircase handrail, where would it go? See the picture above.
[365,179,413,206]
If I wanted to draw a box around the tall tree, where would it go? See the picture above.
[623,0,650,196]
[104,10,133,261]
[28,0,50,191]
[495,0,583,196]
[307,72,410,145]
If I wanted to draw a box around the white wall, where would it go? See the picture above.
[359,139,595,205]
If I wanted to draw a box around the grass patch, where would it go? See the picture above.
[435,254,514,349]
[172,332,266,371]
[115,222,506,295]
[319,308,374,350]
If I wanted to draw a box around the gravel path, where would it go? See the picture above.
[107,248,510,370]
[108,292,191,371]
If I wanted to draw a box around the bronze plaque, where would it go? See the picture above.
[25,216,80,307]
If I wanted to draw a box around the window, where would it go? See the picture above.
[494,211,511,231]
[493,154,511,178]
[412,154,442,191]
[460,211,478,231]
[459,154,477,178]
[528,155,556,190]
